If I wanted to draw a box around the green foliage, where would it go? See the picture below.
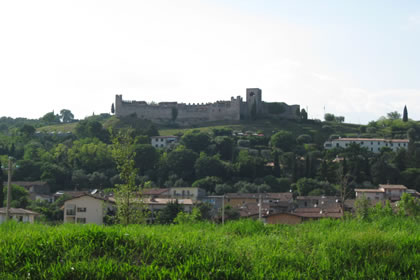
[0,218,419,279]
[398,193,420,216]
[40,112,60,124]
[192,176,222,194]
[3,184,30,208]
[387,111,401,120]
[174,207,201,224]
[156,200,184,224]
[181,130,211,153]
[194,154,226,179]
[403,105,408,122]
[111,131,145,225]
[59,109,74,123]
[133,144,159,174]
[294,178,336,196]
[271,130,294,151]
[166,148,198,180]
[354,195,370,220]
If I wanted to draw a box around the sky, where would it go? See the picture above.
[1,0,420,124]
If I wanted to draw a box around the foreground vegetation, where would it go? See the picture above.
[0,217,419,279]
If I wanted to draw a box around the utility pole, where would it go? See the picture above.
[221,195,225,225]
[6,157,12,221]
[258,193,262,221]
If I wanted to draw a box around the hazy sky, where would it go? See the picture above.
[1,0,420,123]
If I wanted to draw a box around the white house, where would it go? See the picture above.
[169,187,206,201]
[151,136,179,149]
[0,208,39,224]
[355,184,407,201]
[324,138,409,153]
[63,194,115,225]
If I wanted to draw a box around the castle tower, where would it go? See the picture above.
[246,88,262,115]
[115,95,123,117]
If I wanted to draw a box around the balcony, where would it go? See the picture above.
[66,208,76,216]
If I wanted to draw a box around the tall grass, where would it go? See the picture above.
[0,217,419,279]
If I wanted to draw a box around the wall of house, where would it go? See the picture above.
[64,196,108,225]
[225,197,260,208]
[170,187,205,200]
[265,213,302,224]
[356,192,384,200]
[0,214,34,224]
[325,139,408,153]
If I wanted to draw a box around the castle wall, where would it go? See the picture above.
[115,89,299,124]
[115,95,241,124]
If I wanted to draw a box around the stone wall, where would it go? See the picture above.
[115,89,299,124]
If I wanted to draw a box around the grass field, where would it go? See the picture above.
[0,217,418,279]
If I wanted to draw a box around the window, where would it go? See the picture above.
[371,142,373,145]
[304,202,307,207]
[160,144,163,147]
[371,148,373,152]
[336,143,339,147]
[361,141,364,145]
[77,207,86,212]
[18,216,23,222]
[76,218,86,224]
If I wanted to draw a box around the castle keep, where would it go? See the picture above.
[115,88,300,125]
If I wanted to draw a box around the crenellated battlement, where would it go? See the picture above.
[114,88,299,125]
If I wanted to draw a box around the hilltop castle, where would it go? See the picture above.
[115,88,300,125]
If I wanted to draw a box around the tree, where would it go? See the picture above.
[19,124,36,138]
[387,111,401,120]
[59,109,74,123]
[271,130,295,151]
[192,176,222,194]
[403,105,408,122]
[354,195,370,220]
[40,112,60,124]
[133,144,159,175]
[166,148,198,180]
[398,193,420,216]
[111,130,145,225]
[111,103,115,114]
[194,154,226,179]
[324,113,335,122]
[3,184,30,208]
[0,170,4,208]
[294,178,336,196]
[156,200,184,224]
[181,131,211,153]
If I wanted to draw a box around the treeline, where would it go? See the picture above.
[1,113,420,202]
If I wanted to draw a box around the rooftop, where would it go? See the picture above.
[379,184,408,190]
[225,192,293,201]
[0,208,40,215]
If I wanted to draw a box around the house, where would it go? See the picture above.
[7,181,50,201]
[292,207,343,220]
[169,187,206,201]
[142,188,170,199]
[151,136,179,149]
[263,213,303,225]
[145,198,194,222]
[324,138,409,153]
[296,196,340,208]
[224,193,294,217]
[63,194,115,225]
[355,184,407,201]
[0,208,39,224]
[264,207,343,224]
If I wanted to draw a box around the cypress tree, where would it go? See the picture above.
[403,105,408,122]
[111,103,115,114]
[0,170,4,208]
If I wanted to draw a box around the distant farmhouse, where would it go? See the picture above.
[115,88,300,125]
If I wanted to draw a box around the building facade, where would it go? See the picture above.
[63,195,115,225]
[324,138,409,153]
